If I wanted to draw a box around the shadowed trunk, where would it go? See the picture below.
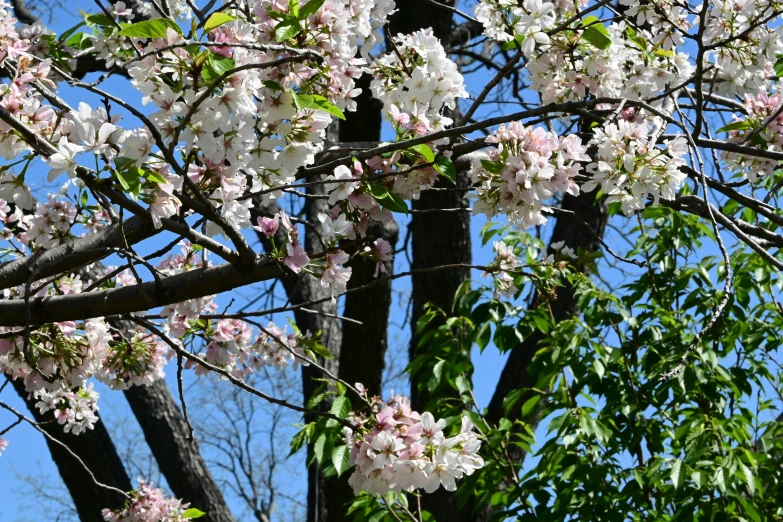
[124,380,237,522]
[10,378,132,522]
[486,191,608,427]
[389,4,475,521]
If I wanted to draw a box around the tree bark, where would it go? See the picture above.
[10,378,132,522]
[124,380,237,522]
[486,191,608,426]
[387,4,475,521]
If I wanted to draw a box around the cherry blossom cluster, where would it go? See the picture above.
[0,437,7,456]
[701,0,783,97]
[474,0,564,56]
[722,90,783,181]
[33,384,100,435]
[189,318,313,378]
[370,28,468,133]
[344,392,484,494]
[487,240,523,299]
[526,22,694,104]
[102,479,194,522]
[470,122,588,228]
[584,119,688,215]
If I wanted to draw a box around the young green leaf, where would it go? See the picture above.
[118,19,183,38]
[716,120,751,133]
[332,445,350,476]
[84,13,115,27]
[298,0,326,18]
[330,396,351,418]
[203,12,238,31]
[581,16,612,50]
[410,143,435,163]
[274,18,301,42]
[182,508,207,519]
[434,155,457,184]
[114,168,141,200]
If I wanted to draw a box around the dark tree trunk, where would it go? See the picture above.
[298,188,344,522]
[388,4,475,521]
[469,190,608,522]
[486,191,608,426]
[11,378,132,522]
[124,380,237,522]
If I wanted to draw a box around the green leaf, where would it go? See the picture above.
[480,159,505,174]
[739,498,761,522]
[288,427,308,457]
[475,322,491,351]
[410,144,435,163]
[369,184,408,214]
[432,359,446,383]
[670,459,683,489]
[521,395,541,417]
[581,16,612,50]
[434,155,457,184]
[313,432,330,465]
[119,19,183,38]
[714,467,726,493]
[274,18,301,42]
[291,92,345,120]
[84,13,115,27]
[65,32,92,51]
[717,120,751,133]
[331,445,350,476]
[775,55,783,78]
[593,359,605,379]
[140,169,167,184]
[330,396,351,418]
[289,0,300,17]
[455,375,471,395]
[368,511,387,522]
[263,80,283,91]
[740,462,755,495]
[59,21,86,43]
[203,12,237,31]
[208,53,236,77]
[299,0,326,18]
[306,340,332,360]
[182,508,207,519]
[379,190,408,214]
[114,168,141,200]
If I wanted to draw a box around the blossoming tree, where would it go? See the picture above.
[2,0,783,520]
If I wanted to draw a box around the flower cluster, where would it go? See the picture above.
[470,121,589,228]
[102,480,194,522]
[526,23,694,104]
[584,120,688,215]
[34,384,100,435]
[370,28,468,133]
[701,0,783,97]
[722,90,783,181]
[344,393,484,494]
[475,0,561,55]
[487,240,524,299]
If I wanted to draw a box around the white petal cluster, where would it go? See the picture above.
[585,120,688,215]
[102,479,193,522]
[527,23,695,104]
[345,394,484,495]
[371,28,468,133]
[470,121,588,228]
[475,0,557,55]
